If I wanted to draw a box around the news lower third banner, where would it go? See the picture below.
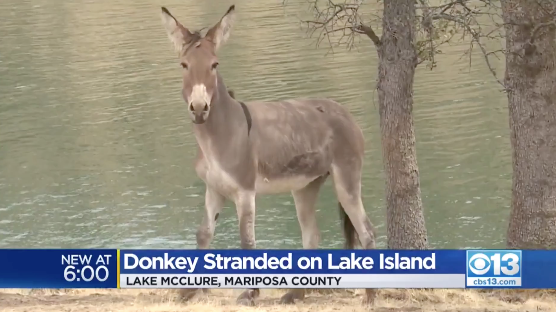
[0,249,554,289]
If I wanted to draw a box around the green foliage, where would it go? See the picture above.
[414,15,460,70]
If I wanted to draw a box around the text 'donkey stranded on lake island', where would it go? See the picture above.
[123,252,436,272]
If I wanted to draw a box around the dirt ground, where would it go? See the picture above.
[1,288,555,312]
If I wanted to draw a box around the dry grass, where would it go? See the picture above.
[1,288,555,312]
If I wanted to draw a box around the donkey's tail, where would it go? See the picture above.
[339,202,359,249]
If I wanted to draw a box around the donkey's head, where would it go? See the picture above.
[161,5,235,124]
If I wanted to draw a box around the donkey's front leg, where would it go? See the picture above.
[234,191,259,306]
[178,186,225,302]
[197,187,226,249]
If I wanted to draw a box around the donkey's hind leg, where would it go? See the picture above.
[280,174,328,305]
[331,164,377,305]
[332,166,375,249]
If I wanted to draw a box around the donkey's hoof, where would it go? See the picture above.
[236,297,255,306]
[236,290,259,306]
[177,289,199,302]
[279,292,298,305]
[279,289,305,304]
[363,289,377,305]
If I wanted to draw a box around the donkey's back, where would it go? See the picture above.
[246,98,365,194]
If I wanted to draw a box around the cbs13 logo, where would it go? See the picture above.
[467,250,521,277]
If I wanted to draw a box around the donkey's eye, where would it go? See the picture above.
[180,63,189,70]
[211,62,219,70]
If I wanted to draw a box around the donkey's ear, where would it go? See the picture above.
[205,5,236,51]
[161,7,193,53]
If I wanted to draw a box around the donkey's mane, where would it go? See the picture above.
[186,28,219,51]
[182,31,201,53]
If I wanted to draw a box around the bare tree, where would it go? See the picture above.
[419,0,556,249]
[377,0,429,249]
[501,0,556,249]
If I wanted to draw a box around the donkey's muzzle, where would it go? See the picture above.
[188,101,210,124]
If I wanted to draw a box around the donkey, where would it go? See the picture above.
[160,5,377,306]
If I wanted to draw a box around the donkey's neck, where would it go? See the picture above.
[192,73,249,157]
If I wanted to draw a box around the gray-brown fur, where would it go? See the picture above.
[161,4,377,306]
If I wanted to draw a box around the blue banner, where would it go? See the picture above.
[522,251,556,288]
[465,250,555,288]
[0,249,118,288]
[0,249,554,288]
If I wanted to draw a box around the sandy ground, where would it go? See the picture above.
[1,288,555,312]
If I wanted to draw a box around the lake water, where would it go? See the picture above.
[0,0,511,249]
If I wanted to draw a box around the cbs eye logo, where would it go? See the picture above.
[468,253,491,275]
[468,252,520,276]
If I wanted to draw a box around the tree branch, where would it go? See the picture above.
[354,23,381,47]
[295,0,382,53]
[288,0,554,92]
[419,1,506,88]
[530,20,556,43]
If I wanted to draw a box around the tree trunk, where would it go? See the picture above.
[377,0,428,249]
[502,0,556,249]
